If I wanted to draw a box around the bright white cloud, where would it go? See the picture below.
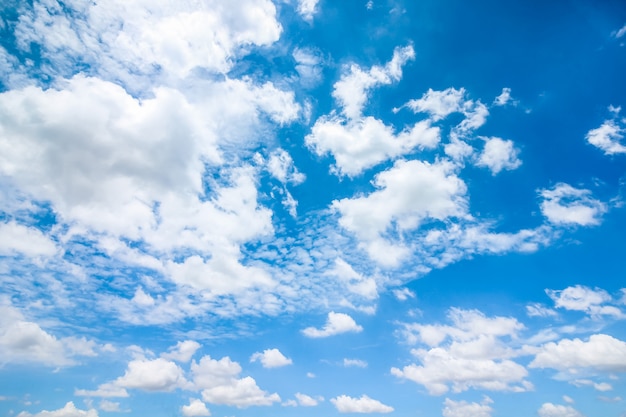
[526,303,558,318]
[442,397,493,417]
[331,395,394,413]
[546,285,622,317]
[538,403,585,417]
[182,399,211,417]
[16,402,98,417]
[114,357,187,392]
[572,379,613,391]
[333,45,414,119]
[614,24,626,39]
[250,348,293,368]
[476,137,522,174]
[267,148,306,185]
[332,159,468,266]
[586,119,626,155]
[393,288,415,301]
[302,312,363,338]
[393,308,530,395]
[343,358,368,368]
[295,392,321,406]
[0,221,57,258]
[74,383,129,399]
[191,355,280,408]
[330,258,379,300]
[297,0,320,22]
[306,116,440,177]
[406,88,466,121]
[539,184,607,226]
[161,340,201,363]
[530,334,626,374]
[493,87,513,106]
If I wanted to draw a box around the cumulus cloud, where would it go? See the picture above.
[539,184,607,226]
[114,357,188,392]
[493,87,513,106]
[330,395,394,413]
[181,399,211,417]
[393,288,415,301]
[161,340,201,363]
[16,402,98,417]
[586,119,626,155]
[0,221,58,258]
[392,308,531,395]
[295,393,321,406]
[442,397,493,417]
[546,285,623,318]
[302,312,363,338]
[333,45,414,119]
[267,149,306,185]
[297,0,320,22]
[537,403,585,417]
[332,159,468,266]
[475,137,522,174]
[530,334,626,374]
[250,348,293,368]
[330,258,379,300]
[191,355,280,408]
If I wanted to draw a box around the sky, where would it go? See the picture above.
[0,0,626,416]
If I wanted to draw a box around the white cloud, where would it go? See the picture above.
[530,334,626,374]
[539,184,607,226]
[546,285,623,317]
[295,393,321,406]
[493,87,513,106]
[16,402,98,417]
[250,348,293,368]
[0,221,58,258]
[297,0,320,22]
[442,397,493,417]
[614,24,626,39]
[15,0,283,83]
[538,403,585,417]
[586,119,626,155]
[330,395,394,413]
[74,383,129,398]
[572,379,613,391]
[333,45,414,119]
[343,358,368,368]
[114,357,187,392]
[191,355,280,408]
[302,312,363,338]
[526,303,558,318]
[475,137,522,174]
[161,340,201,363]
[406,88,466,121]
[97,401,121,413]
[330,258,379,300]
[293,47,323,87]
[267,148,306,185]
[332,159,468,266]
[393,288,415,301]
[392,308,530,395]
[0,300,96,367]
[182,399,211,417]
[306,116,440,177]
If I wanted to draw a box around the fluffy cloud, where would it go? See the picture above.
[493,88,513,106]
[114,358,188,392]
[0,221,57,258]
[161,340,201,363]
[539,184,607,226]
[442,397,493,417]
[530,334,626,374]
[546,285,623,317]
[302,312,363,338]
[586,119,626,155]
[293,47,323,87]
[181,399,211,417]
[0,301,96,367]
[330,395,394,413]
[344,358,368,368]
[537,403,585,417]
[297,0,320,22]
[333,45,414,119]
[475,137,522,174]
[332,159,468,266]
[295,393,321,406]
[392,308,531,395]
[16,402,98,417]
[330,258,379,300]
[15,0,282,83]
[191,355,280,407]
[250,348,293,368]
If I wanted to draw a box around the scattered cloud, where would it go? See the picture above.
[16,402,98,417]
[302,312,363,338]
[393,288,415,301]
[331,395,394,413]
[295,392,322,406]
[343,358,368,368]
[250,348,293,368]
[442,397,493,417]
[539,184,607,226]
[114,357,188,392]
[546,285,623,318]
[586,118,626,155]
[613,24,626,39]
[297,0,320,22]
[475,137,522,175]
[181,399,211,417]
[537,403,585,417]
[493,88,514,106]
[162,340,201,363]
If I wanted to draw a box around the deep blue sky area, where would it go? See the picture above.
[0,1,625,417]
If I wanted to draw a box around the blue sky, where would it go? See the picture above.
[1,1,626,416]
